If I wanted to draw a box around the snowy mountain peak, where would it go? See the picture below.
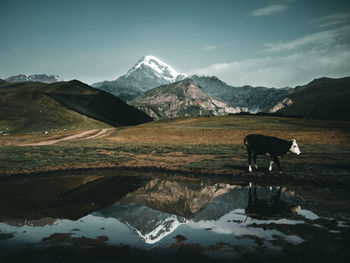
[6,74,63,84]
[126,55,182,82]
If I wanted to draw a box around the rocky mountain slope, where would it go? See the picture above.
[92,56,186,102]
[187,75,291,112]
[130,80,241,119]
[5,74,63,84]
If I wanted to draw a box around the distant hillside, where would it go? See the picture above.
[5,74,63,84]
[130,80,241,120]
[277,77,350,120]
[0,80,152,134]
[188,75,291,112]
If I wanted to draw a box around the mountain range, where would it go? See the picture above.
[5,74,63,84]
[91,56,291,113]
[91,56,349,120]
[3,55,350,122]
[187,75,292,113]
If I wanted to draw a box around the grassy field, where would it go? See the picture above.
[0,115,349,186]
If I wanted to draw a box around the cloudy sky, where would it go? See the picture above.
[1,0,349,87]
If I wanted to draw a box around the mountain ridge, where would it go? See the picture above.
[91,55,292,113]
[5,74,63,84]
[0,80,152,134]
[276,76,350,120]
[130,79,241,120]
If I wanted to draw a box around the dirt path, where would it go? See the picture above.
[19,128,115,146]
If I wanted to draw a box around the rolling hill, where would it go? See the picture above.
[277,77,350,120]
[0,80,152,134]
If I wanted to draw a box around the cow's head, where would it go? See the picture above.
[289,139,301,155]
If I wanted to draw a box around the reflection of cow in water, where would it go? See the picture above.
[245,183,301,220]
[244,134,301,173]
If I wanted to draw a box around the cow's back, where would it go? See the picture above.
[244,134,289,155]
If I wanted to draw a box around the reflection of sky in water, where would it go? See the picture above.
[0,206,320,253]
[0,183,346,257]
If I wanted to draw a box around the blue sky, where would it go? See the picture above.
[1,0,349,87]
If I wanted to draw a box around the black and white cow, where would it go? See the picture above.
[244,134,301,173]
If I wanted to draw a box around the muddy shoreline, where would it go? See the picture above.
[1,164,349,189]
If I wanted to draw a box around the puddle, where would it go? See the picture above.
[0,172,349,262]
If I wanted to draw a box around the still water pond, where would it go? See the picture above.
[0,171,349,262]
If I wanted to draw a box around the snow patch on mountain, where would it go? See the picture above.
[6,74,63,84]
[126,55,181,82]
[129,214,186,244]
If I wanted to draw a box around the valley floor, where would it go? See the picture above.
[0,115,350,188]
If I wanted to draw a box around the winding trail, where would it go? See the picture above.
[19,128,115,146]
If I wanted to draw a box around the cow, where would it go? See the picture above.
[244,134,301,173]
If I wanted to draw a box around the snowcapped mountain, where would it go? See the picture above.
[130,80,241,119]
[125,55,183,83]
[5,74,63,84]
[91,55,292,113]
[92,55,186,102]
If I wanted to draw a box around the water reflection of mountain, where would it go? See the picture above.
[94,203,187,244]
[2,217,61,227]
[94,179,306,244]
[119,178,238,218]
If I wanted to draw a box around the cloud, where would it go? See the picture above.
[191,47,350,88]
[203,45,217,51]
[261,25,350,52]
[202,44,230,51]
[251,4,289,17]
[315,11,350,28]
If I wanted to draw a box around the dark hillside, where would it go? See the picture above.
[278,77,350,120]
[0,80,152,134]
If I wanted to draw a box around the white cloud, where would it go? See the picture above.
[261,25,350,52]
[202,44,230,51]
[251,4,289,17]
[191,48,350,88]
[203,45,217,51]
[315,11,350,28]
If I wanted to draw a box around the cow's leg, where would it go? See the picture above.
[253,152,258,169]
[248,183,253,207]
[273,186,282,204]
[253,186,259,203]
[247,147,252,172]
[269,159,274,172]
[272,155,282,173]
